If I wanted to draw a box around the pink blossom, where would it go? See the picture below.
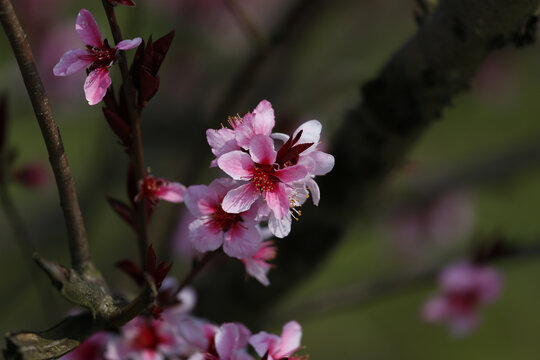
[271,119,335,206]
[211,323,253,360]
[206,100,275,167]
[53,9,141,105]
[421,261,503,335]
[105,316,182,360]
[241,240,276,286]
[135,175,186,206]
[184,178,262,259]
[249,321,302,360]
[217,135,308,220]
[60,332,109,360]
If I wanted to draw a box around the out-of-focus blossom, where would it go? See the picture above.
[53,9,141,105]
[421,261,503,335]
[135,174,186,206]
[249,321,302,360]
[211,323,253,360]
[105,316,182,360]
[383,191,475,259]
[241,240,276,286]
[12,162,51,188]
[184,178,262,259]
[60,332,109,360]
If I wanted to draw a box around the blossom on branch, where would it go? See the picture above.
[421,261,503,335]
[135,174,186,206]
[241,240,276,286]
[53,9,141,105]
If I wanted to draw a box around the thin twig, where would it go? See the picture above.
[101,0,149,268]
[0,0,90,271]
[222,0,263,46]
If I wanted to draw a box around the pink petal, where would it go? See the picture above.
[308,151,335,176]
[188,219,223,253]
[216,323,250,359]
[243,257,271,286]
[249,332,280,358]
[116,37,142,50]
[265,183,289,220]
[206,127,239,161]
[251,100,275,136]
[235,113,255,149]
[158,182,186,203]
[249,135,276,165]
[223,224,262,259]
[268,212,291,238]
[209,177,238,198]
[274,321,302,358]
[275,164,307,184]
[305,178,320,206]
[421,297,449,323]
[53,48,93,76]
[76,9,102,48]
[293,120,321,147]
[84,67,112,105]
[184,185,218,217]
[221,183,259,214]
[218,151,255,180]
[476,267,503,303]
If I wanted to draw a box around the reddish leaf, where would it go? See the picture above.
[146,244,157,276]
[145,244,172,290]
[138,69,160,106]
[151,30,175,74]
[109,0,136,6]
[107,196,137,230]
[103,108,132,149]
[116,259,145,286]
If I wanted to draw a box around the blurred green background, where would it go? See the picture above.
[1,0,540,358]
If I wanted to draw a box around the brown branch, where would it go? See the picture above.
[222,0,263,45]
[0,0,89,271]
[101,0,149,267]
[272,239,540,323]
[196,0,540,326]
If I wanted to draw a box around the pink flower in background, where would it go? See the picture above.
[241,240,276,286]
[184,178,262,259]
[12,162,50,188]
[135,175,186,206]
[249,321,302,360]
[421,261,503,335]
[60,332,109,360]
[53,9,141,105]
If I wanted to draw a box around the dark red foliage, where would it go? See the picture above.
[146,244,172,290]
[107,196,137,230]
[130,31,175,108]
[275,130,314,168]
[109,0,136,6]
[102,88,133,152]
